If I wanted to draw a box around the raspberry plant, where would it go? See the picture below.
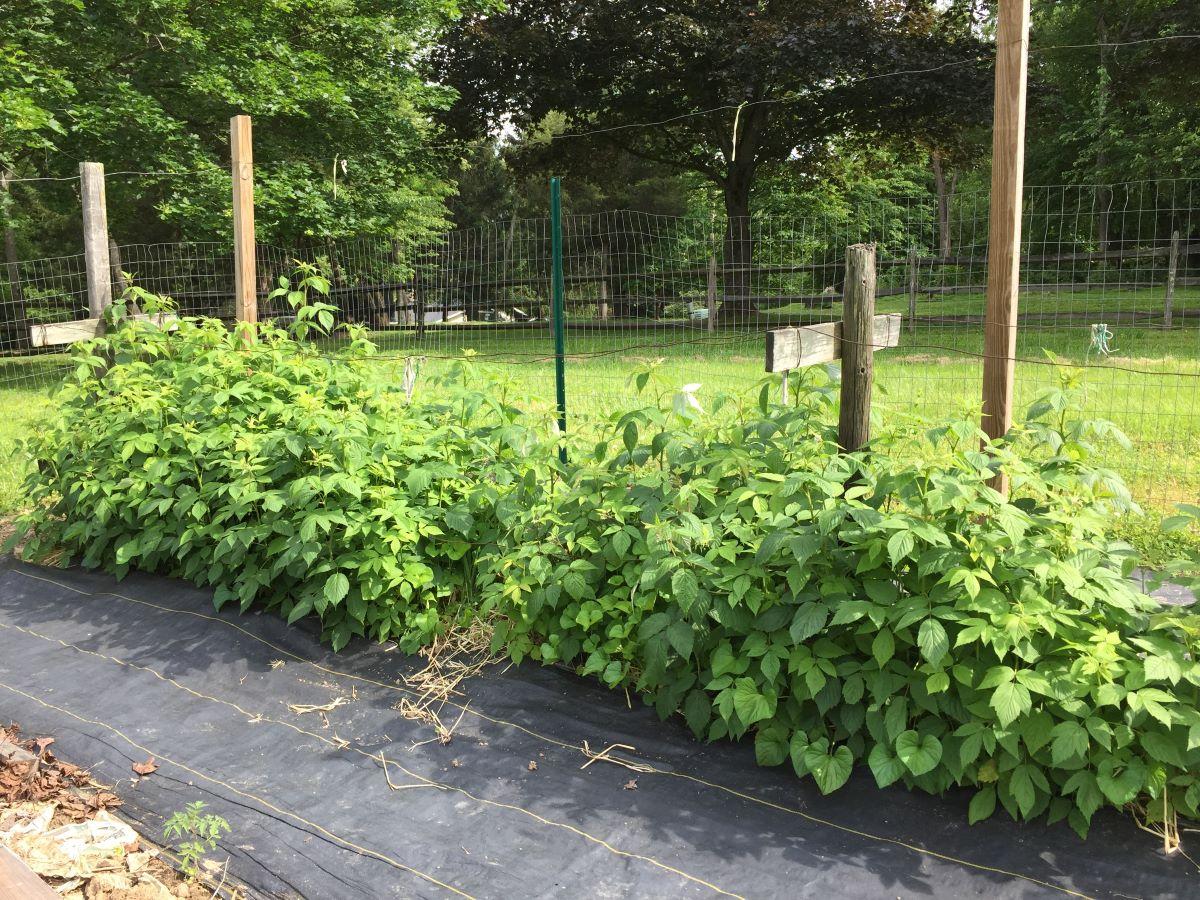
[13,282,1200,840]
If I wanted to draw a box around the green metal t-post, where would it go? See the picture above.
[550,177,568,463]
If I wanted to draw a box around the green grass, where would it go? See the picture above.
[1,288,1196,559]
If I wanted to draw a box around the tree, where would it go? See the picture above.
[0,0,471,255]
[435,0,991,317]
[1026,1,1200,246]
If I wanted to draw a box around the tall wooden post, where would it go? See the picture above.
[906,247,919,333]
[230,115,257,324]
[80,162,112,317]
[706,254,718,332]
[980,0,1031,492]
[838,243,877,452]
[1165,229,1180,328]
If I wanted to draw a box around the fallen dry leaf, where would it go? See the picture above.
[527,760,538,772]
[131,758,158,776]
[623,779,638,791]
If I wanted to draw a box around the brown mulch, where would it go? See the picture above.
[0,724,122,826]
[1,723,232,899]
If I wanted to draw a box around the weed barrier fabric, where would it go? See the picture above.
[0,560,1194,900]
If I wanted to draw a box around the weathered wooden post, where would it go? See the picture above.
[1165,229,1180,328]
[980,0,1030,493]
[230,115,257,324]
[764,244,897,448]
[706,254,718,333]
[839,243,877,452]
[906,246,919,334]
[80,162,112,317]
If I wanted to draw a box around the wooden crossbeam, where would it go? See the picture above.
[30,313,179,348]
[764,313,900,373]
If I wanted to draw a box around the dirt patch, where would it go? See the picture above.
[0,724,231,899]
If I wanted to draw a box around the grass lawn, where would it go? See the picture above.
[0,284,1196,558]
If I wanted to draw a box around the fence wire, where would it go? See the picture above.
[0,179,1196,509]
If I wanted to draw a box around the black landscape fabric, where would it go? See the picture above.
[0,559,1195,899]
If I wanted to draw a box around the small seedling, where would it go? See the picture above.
[163,801,230,880]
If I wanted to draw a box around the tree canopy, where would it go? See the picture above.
[1,0,469,254]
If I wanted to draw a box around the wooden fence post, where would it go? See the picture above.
[706,254,718,332]
[980,0,1030,494]
[906,247,919,333]
[838,243,877,452]
[1165,229,1180,328]
[230,115,257,324]
[80,162,112,317]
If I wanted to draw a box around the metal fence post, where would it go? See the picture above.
[550,178,568,463]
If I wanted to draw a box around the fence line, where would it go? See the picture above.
[0,178,1197,508]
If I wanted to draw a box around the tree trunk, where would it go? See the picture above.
[931,150,956,258]
[0,171,29,349]
[718,172,755,323]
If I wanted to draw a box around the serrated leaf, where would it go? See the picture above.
[789,603,828,643]
[1050,722,1089,765]
[887,530,915,566]
[666,621,694,659]
[323,572,349,607]
[968,785,997,824]
[917,619,949,666]
[872,628,895,667]
[990,681,1031,727]
[733,678,774,725]
[672,568,699,610]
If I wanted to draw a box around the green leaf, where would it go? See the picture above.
[672,569,699,610]
[789,603,828,643]
[323,573,349,607]
[683,690,711,737]
[1020,710,1054,754]
[622,420,639,453]
[1141,732,1186,768]
[989,681,1031,727]
[917,619,949,666]
[563,571,592,601]
[1096,757,1147,806]
[895,730,943,776]
[804,744,854,794]
[887,530,915,566]
[1050,722,1089,765]
[1008,764,1039,817]
[287,597,313,625]
[968,786,997,824]
[666,621,694,659]
[867,743,906,787]
[733,678,774,725]
[755,727,789,767]
[443,503,474,535]
[872,628,895,667]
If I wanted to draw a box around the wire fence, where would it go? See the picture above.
[0,179,1197,510]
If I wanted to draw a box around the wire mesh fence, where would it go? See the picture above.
[0,179,1196,510]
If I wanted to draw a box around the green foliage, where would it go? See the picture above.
[14,283,1200,837]
[2,0,470,250]
[163,801,230,880]
[12,278,553,651]
[477,368,1200,838]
